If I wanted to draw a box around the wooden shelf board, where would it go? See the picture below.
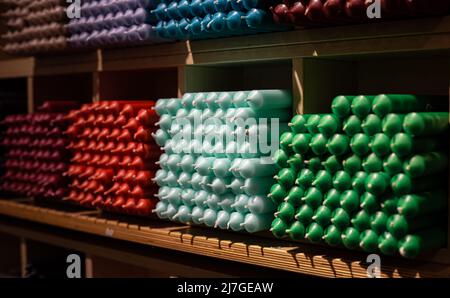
[0,199,448,278]
[0,57,34,79]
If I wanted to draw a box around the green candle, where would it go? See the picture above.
[387,214,440,239]
[398,227,447,259]
[362,153,383,172]
[312,170,332,192]
[301,187,323,209]
[305,114,322,134]
[333,171,352,191]
[284,186,305,206]
[305,223,324,243]
[351,210,371,231]
[306,157,324,173]
[351,171,367,194]
[289,115,309,134]
[371,211,389,234]
[343,115,362,137]
[331,208,350,230]
[391,173,442,196]
[403,151,448,178]
[390,133,440,157]
[403,112,449,136]
[332,95,354,118]
[323,189,341,209]
[382,113,405,137]
[351,95,374,118]
[341,227,361,250]
[323,225,342,246]
[295,204,314,225]
[318,114,341,136]
[296,168,315,188]
[291,133,312,155]
[378,232,398,256]
[397,190,447,218]
[343,155,362,175]
[322,155,342,174]
[350,133,370,156]
[268,183,287,205]
[327,134,350,156]
[360,192,379,214]
[383,153,403,176]
[365,172,390,195]
[309,134,328,156]
[371,94,429,118]
[280,132,294,152]
[273,149,289,169]
[274,168,297,189]
[381,196,398,214]
[359,230,379,253]
[340,190,360,213]
[287,221,306,241]
[362,114,382,136]
[274,202,296,222]
[271,217,288,238]
[369,133,391,157]
[287,154,304,172]
[312,205,332,227]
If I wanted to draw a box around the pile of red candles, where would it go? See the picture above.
[0,101,79,199]
[64,101,160,216]
[271,0,450,26]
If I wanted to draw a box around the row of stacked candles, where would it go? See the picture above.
[0,101,79,200]
[269,93,448,258]
[152,0,286,40]
[67,0,169,48]
[64,101,160,216]
[2,0,67,55]
[151,90,292,232]
[271,0,450,26]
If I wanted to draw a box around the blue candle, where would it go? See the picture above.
[190,0,205,17]
[178,0,192,18]
[214,0,231,12]
[215,210,230,229]
[205,194,222,210]
[228,212,245,231]
[167,1,181,19]
[201,0,216,14]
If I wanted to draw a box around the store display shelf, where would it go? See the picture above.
[0,198,448,278]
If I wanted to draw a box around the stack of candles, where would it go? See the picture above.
[271,0,450,27]
[0,101,79,200]
[270,94,448,258]
[67,0,170,49]
[64,101,159,216]
[152,0,288,40]
[152,90,292,232]
[2,0,67,55]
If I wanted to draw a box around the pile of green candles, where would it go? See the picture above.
[270,94,448,258]
[152,89,292,233]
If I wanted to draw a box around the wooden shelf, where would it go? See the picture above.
[0,199,449,278]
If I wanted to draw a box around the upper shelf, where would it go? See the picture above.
[0,198,449,278]
[0,16,449,77]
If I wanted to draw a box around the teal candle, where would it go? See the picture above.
[162,171,178,187]
[332,171,352,191]
[318,114,341,136]
[247,195,277,214]
[403,151,448,178]
[181,93,195,109]
[323,189,341,209]
[378,232,398,256]
[192,190,209,206]
[296,168,315,188]
[195,156,214,176]
[351,95,375,118]
[241,177,274,196]
[229,158,243,177]
[362,153,383,173]
[289,115,308,134]
[232,91,250,108]
[173,205,192,223]
[362,114,382,136]
[301,187,323,209]
[160,203,178,220]
[332,95,354,118]
[246,89,292,110]
[178,172,192,188]
[215,210,230,229]
[343,154,362,175]
[191,206,205,225]
[228,212,245,231]
[403,112,448,136]
[238,158,278,178]
[309,133,328,156]
[153,169,168,186]
[295,204,314,225]
[397,190,447,218]
[327,134,350,156]
[227,177,245,195]
[217,193,235,213]
[340,190,359,214]
[382,113,405,137]
[153,201,169,219]
[383,153,403,176]
[216,92,234,110]
[287,221,306,241]
[343,115,362,136]
[350,133,370,156]
[181,189,196,207]
[179,155,196,173]
[212,158,232,178]
[341,227,360,250]
[322,155,342,174]
[241,213,273,233]
[351,171,367,194]
[153,129,170,146]
[201,209,217,227]
[323,225,342,246]
[291,133,312,154]
[154,98,169,116]
[208,177,230,195]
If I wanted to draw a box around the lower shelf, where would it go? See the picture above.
[0,198,448,278]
